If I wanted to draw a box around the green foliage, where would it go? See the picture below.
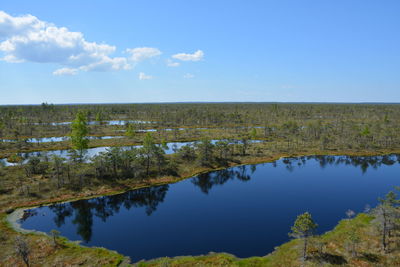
[289,212,318,261]
[360,125,371,136]
[195,138,214,166]
[373,189,400,253]
[160,139,168,150]
[379,190,400,206]
[289,212,318,239]
[125,123,136,139]
[0,120,4,135]
[177,144,196,161]
[70,110,89,159]
[250,128,257,139]
[25,156,48,176]
[95,111,104,125]
[215,140,230,161]
[347,223,361,257]
[384,114,390,123]
[282,121,299,134]
[239,135,250,155]
[140,133,157,176]
[141,133,156,155]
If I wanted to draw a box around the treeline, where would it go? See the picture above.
[1,103,400,158]
[1,103,399,139]
[1,102,399,125]
[8,134,255,196]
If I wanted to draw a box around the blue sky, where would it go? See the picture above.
[1,0,399,104]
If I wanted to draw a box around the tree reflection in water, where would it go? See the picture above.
[276,154,399,174]
[48,185,169,242]
[191,165,252,194]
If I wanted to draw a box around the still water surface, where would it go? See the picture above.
[33,120,152,126]
[19,155,400,261]
[1,140,262,166]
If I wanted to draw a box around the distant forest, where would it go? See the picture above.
[1,103,399,151]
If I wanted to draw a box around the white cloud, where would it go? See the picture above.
[0,11,131,73]
[172,50,204,62]
[0,11,204,75]
[0,11,46,38]
[166,59,180,67]
[183,73,194,79]
[126,47,161,62]
[53,67,78,76]
[138,72,153,80]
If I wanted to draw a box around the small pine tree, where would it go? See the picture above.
[70,111,89,161]
[373,190,400,253]
[140,133,157,176]
[289,212,318,262]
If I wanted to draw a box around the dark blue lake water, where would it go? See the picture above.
[19,155,400,262]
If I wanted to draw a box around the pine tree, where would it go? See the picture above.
[289,212,318,262]
[140,133,157,176]
[70,111,89,161]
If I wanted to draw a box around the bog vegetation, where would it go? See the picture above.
[1,102,400,266]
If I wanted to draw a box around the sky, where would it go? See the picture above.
[1,0,400,104]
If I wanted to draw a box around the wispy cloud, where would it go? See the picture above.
[126,47,161,62]
[53,68,78,76]
[138,72,153,80]
[172,50,204,62]
[166,59,180,67]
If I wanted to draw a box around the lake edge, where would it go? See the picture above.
[4,150,400,263]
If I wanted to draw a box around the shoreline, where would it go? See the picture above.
[2,149,400,265]
[5,148,400,212]
[0,136,267,160]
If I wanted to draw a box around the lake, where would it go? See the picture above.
[17,155,400,262]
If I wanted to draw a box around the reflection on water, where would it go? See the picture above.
[19,155,400,261]
[0,140,263,166]
[45,185,169,242]
[1,135,124,143]
[192,165,251,194]
[33,120,152,126]
[0,141,198,166]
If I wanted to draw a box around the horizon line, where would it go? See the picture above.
[1,101,400,106]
